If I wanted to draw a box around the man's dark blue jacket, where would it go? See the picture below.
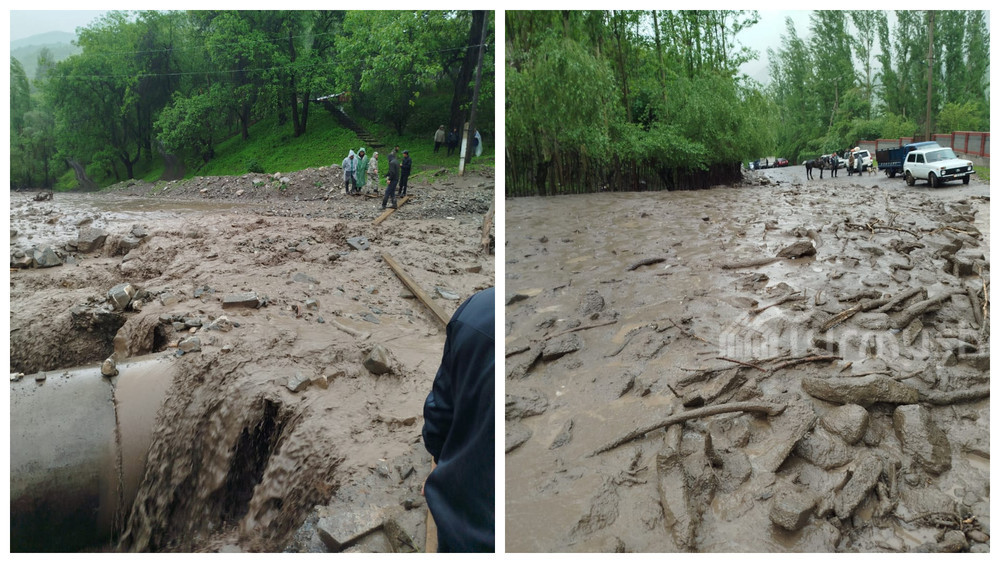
[422,287,495,552]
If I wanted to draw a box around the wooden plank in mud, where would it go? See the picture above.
[372,195,412,225]
[381,251,450,327]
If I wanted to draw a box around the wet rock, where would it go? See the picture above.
[178,336,201,353]
[172,321,187,332]
[222,291,262,309]
[801,374,919,407]
[777,240,816,259]
[541,333,583,362]
[304,298,319,311]
[917,530,969,553]
[755,402,817,473]
[549,419,574,450]
[893,404,952,475]
[795,427,852,469]
[961,351,990,370]
[656,425,716,551]
[707,416,752,451]
[101,357,118,377]
[77,227,108,253]
[506,348,541,380]
[506,420,532,453]
[184,317,202,328]
[966,530,989,544]
[292,272,320,285]
[286,371,311,393]
[363,344,393,375]
[717,450,752,492]
[435,287,460,300]
[901,318,924,346]
[770,484,817,531]
[382,517,417,553]
[130,224,149,238]
[160,292,180,307]
[317,505,385,552]
[738,273,769,291]
[834,452,882,519]
[346,236,370,251]
[505,388,549,419]
[107,282,137,311]
[579,289,605,318]
[10,250,34,269]
[506,288,543,305]
[819,404,870,445]
[31,246,63,268]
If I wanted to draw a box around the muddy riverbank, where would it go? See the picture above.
[505,166,989,552]
[9,167,494,552]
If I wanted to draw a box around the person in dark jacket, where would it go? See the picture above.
[422,287,495,553]
[382,153,400,209]
[399,150,412,197]
[446,127,459,156]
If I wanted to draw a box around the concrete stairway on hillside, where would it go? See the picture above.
[317,100,384,149]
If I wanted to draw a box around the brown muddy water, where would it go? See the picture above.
[504,168,990,552]
[9,184,494,552]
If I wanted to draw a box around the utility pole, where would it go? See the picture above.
[460,12,488,176]
[925,11,935,142]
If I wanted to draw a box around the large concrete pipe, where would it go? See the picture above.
[10,355,176,552]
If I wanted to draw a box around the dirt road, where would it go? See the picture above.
[9,167,494,552]
[504,166,989,552]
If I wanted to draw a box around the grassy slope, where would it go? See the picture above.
[57,106,494,190]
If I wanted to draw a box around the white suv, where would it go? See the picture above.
[849,148,872,171]
[903,147,975,187]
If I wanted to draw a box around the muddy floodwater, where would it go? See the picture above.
[9,169,494,552]
[504,167,989,552]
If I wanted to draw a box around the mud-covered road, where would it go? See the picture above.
[504,166,989,552]
[9,167,494,552]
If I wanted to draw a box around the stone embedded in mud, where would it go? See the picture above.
[317,505,386,552]
[893,404,952,475]
[777,240,816,259]
[346,236,370,251]
[505,288,543,305]
[819,404,870,445]
[834,452,882,519]
[436,287,461,300]
[505,388,549,420]
[178,336,201,353]
[755,402,817,474]
[769,485,817,531]
[286,371,311,393]
[292,272,320,285]
[76,226,108,253]
[794,427,853,469]
[130,224,148,238]
[363,344,393,375]
[305,299,319,311]
[549,418,574,450]
[801,375,919,407]
[101,357,118,377]
[541,333,583,362]
[107,282,136,311]
[160,292,180,307]
[962,351,990,371]
[506,421,532,453]
[206,316,234,332]
[579,289,606,318]
[222,291,261,309]
[31,246,63,268]
[10,250,33,269]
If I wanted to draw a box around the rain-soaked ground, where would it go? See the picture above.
[504,166,990,552]
[9,170,494,552]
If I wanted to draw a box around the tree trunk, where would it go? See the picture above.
[449,10,486,134]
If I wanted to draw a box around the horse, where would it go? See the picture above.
[805,158,825,180]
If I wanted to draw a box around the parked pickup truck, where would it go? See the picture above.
[903,146,975,187]
[875,141,940,178]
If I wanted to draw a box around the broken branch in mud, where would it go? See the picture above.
[627,257,667,271]
[846,220,920,239]
[919,387,990,405]
[821,298,890,332]
[892,291,964,330]
[966,286,984,328]
[590,401,786,456]
[720,257,781,270]
[767,354,840,373]
[714,356,767,373]
[329,319,371,340]
[381,251,451,326]
[542,319,617,341]
[750,293,805,315]
[875,287,926,314]
[667,319,713,346]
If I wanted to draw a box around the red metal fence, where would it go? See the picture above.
[859,132,989,158]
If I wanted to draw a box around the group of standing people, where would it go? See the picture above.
[435,125,461,156]
[340,145,412,209]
